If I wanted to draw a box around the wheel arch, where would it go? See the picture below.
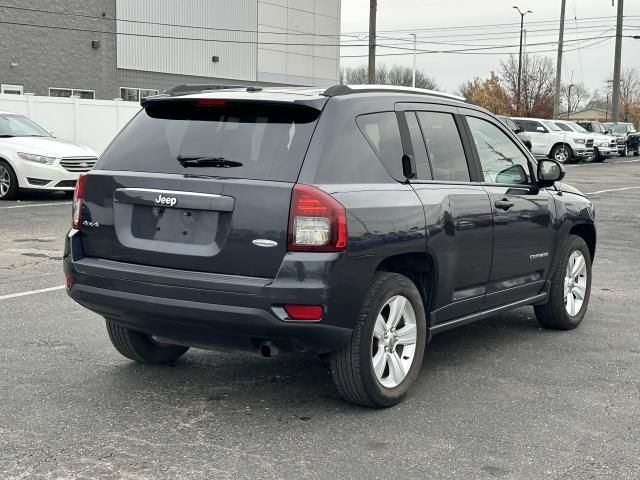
[375,252,436,321]
[569,223,596,261]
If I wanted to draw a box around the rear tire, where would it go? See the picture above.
[0,160,19,200]
[330,272,427,408]
[620,145,628,157]
[535,235,592,330]
[106,319,189,364]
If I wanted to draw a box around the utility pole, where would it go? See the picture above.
[368,0,377,84]
[611,0,624,122]
[553,0,567,119]
[411,33,417,87]
[514,7,533,115]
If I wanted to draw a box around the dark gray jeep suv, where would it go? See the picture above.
[64,85,596,407]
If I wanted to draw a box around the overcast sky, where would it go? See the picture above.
[340,0,640,96]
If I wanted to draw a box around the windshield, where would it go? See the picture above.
[0,114,51,137]
[542,121,562,132]
[567,122,588,134]
[610,124,631,134]
[98,100,320,181]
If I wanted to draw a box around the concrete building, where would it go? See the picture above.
[0,0,341,101]
[566,108,611,123]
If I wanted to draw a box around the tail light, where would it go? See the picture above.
[71,174,87,229]
[287,184,347,252]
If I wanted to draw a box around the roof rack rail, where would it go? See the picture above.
[322,84,466,102]
[164,84,249,96]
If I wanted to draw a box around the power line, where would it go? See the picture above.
[0,4,358,38]
[0,19,363,47]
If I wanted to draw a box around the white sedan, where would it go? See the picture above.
[0,111,97,200]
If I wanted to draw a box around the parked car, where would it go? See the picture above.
[63,85,596,407]
[512,117,594,163]
[0,111,97,200]
[553,120,616,162]
[602,122,640,157]
[497,115,532,150]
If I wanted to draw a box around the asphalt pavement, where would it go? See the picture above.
[1,158,639,479]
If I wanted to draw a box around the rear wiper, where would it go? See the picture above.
[177,155,243,168]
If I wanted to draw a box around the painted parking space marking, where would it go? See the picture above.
[0,285,65,301]
[586,186,640,195]
[0,201,72,209]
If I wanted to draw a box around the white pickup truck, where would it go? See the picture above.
[512,117,594,163]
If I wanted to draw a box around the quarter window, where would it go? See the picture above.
[416,111,470,182]
[356,112,405,181]
[467,116,531,185]
[405,112,431,180]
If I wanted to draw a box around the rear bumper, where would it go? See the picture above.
[63,230,365,354]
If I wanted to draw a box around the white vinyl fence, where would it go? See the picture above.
[0,94,142,154]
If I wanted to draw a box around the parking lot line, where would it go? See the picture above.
[0,202,72,209]
[586,186,640,195]
[0,285,65,301]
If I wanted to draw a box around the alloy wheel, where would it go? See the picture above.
[371,295,418,388]
[554,147,569,163]
[0,165,10,198]
[564,250,588,316]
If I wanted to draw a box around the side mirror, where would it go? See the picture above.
[536,126,546,133]
[537,159,565,187]
[514,126,523,134]
[401,154,416,180]
[605,129,612,135]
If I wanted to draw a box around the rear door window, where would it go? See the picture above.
[416,111,470,182]
[98,100,320,182]
[355,112,404,181]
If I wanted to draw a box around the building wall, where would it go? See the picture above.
[0,0,340,101]
[257,0,341,87]
[0,0,117,99]
[116,0,258,81]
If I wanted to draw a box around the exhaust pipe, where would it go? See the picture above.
[259,341,279,358]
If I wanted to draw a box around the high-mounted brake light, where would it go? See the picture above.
[193,99,226,106]
[71,173,87,229]
[287,184,347,252]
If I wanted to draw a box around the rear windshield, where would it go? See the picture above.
[97,100,320,182]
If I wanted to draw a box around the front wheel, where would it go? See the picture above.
[620,145,628,157]
[535,235,592,330]
[551,144,573,164]
[0,161,19,200]
[330,272,427,408]
[592,149,605,163]
[106,319,189,364]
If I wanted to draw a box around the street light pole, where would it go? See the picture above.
[514,6,533,116]
[411,33,417,88]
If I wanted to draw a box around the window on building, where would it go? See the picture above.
[49,88,95,99]
[1,84,23,95]
[120,87,159,102]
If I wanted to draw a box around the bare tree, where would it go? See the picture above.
[341,64,438,90]
[619,68,640,123]
[560,82,591,115]
[500,54,555,117]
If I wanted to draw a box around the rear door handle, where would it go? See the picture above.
[494,199,514,211]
